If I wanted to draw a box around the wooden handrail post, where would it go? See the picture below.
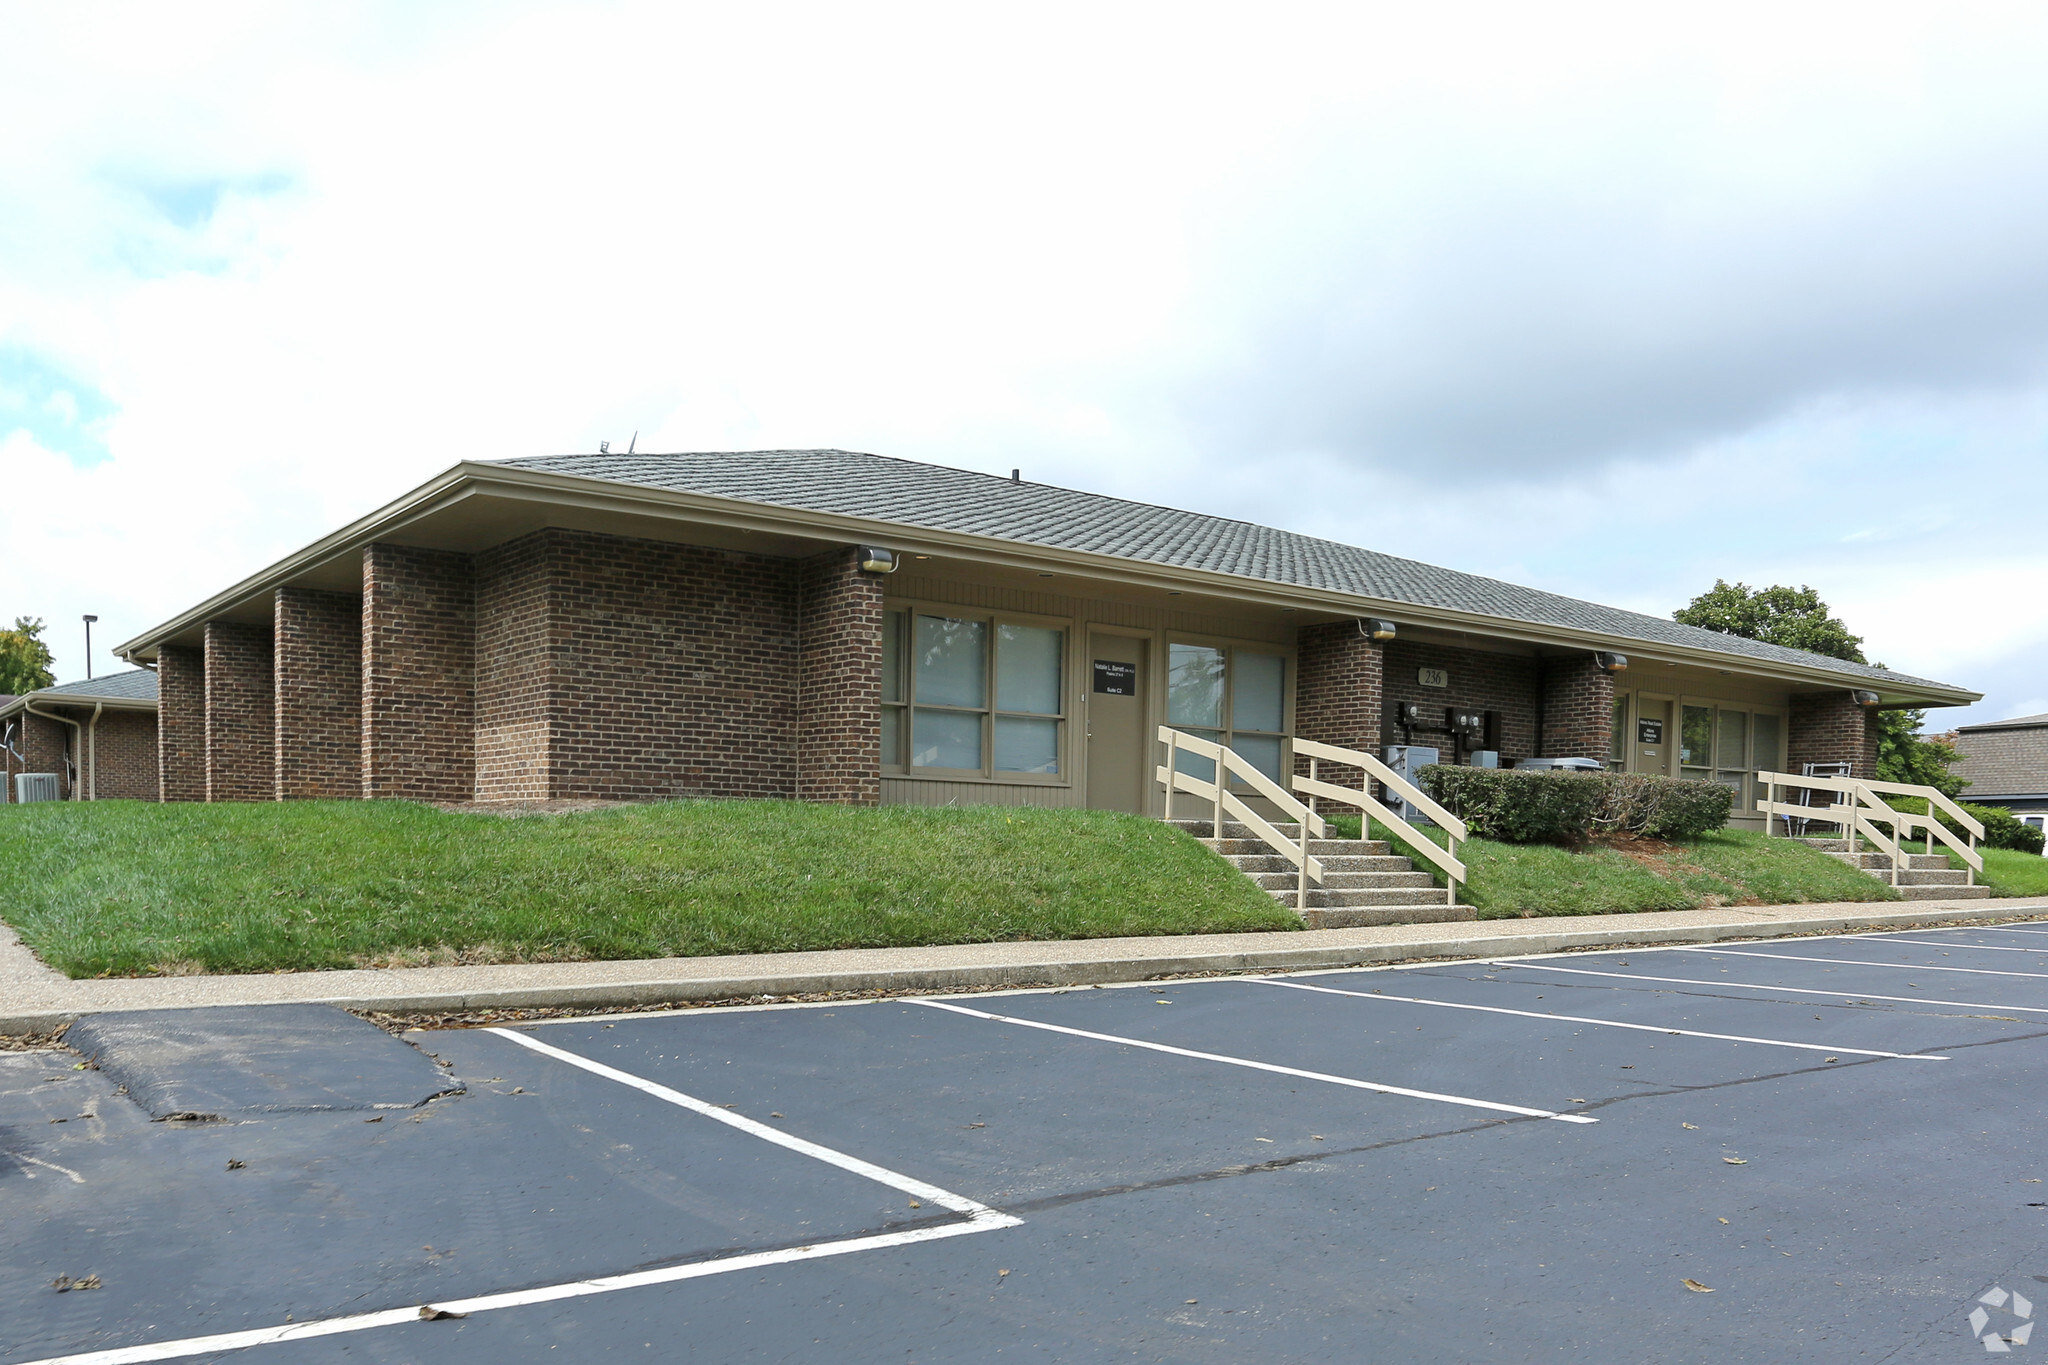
[1164,729,1178,824]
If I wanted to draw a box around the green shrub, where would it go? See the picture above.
[1418,767,1605,845]
[1881,796,2046,856]
[1418,766,1732,846]
[1594,772,1734,840]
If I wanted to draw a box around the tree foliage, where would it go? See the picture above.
[0,616,55,696]
[1672,580,1866,663]
[1673,581,1966,795]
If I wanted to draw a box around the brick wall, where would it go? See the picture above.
[5,709,71,799]
[363,543,475,801]
[274,587,363,799]
[474,532,558,801]
[1789,692,1876,779]
[797,546,883,804]
[1380,640,1540,763]
[158,646,206,801]
[1541,656,1615,761]
[205,620,275,801]
[1294,623,1384,766]
[528,529,802,801]
[88,710,159,800]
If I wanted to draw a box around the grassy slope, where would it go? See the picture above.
[1959,848,2048,898]
[0,800,1296,978]
[1323,814,1894,918]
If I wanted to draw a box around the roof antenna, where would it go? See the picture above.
[599,440,610,454]
[627,431,637,455]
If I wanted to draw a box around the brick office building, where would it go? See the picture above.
[1,670,160,802]
[114,451,1979,825]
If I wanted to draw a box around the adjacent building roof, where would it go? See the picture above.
[495,449,1962,695]
[0,669,158,720]
[1952,711,2048,798]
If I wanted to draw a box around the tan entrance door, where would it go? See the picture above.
[1085,633,1148,812]
[1632,697,1674,777]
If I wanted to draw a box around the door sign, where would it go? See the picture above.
[1092,660,1137,696]
[1417,667,1449,689]
[1637,719,1665,744]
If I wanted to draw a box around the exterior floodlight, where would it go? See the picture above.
[1851,689,1880,708]
[858,547,899,574]
[1594,651,1628,674]
[1359,618,1398,642]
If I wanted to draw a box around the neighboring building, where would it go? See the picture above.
[1952,712,2048,837]
[113,450,1980,825]
[1,670,161,802]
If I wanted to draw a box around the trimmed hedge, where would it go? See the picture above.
[1417,766,1733,846]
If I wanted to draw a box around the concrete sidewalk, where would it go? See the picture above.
[9,896,2048,1035]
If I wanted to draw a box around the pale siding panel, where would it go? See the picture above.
[881,778,1084,808]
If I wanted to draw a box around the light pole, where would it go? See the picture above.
[82,614,97,680]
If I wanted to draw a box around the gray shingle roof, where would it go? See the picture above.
[37,670,158,704]
[494,449,1961,694]
[1953,718,2048,797]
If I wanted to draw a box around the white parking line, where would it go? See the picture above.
[1666,946,2048,980]
[12,1032,1020,1365]
[912,998,1598,1123]
[1487,961,2048,1017]
[1244,977,1945,1060]
[1863,938,2048,955]
[1979,925,2048,939]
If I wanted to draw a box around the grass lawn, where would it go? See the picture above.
[1956,847,2048,899]
[0,800,1297,979]
[1321,814,1893,918]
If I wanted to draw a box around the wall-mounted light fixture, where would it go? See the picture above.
[1594,651,1628,674]
[1851,689,1880,708]
[1358,618,1398,641]
[858,547,899,574]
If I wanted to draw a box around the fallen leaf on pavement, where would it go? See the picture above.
[1681,1279,1714,1293]
[1723,1158,1748,1165]
[1683,1123,1699,1130]
[226,1160,246,1171]
[418,1307,467,1320]
[1718,1218,1729,1224]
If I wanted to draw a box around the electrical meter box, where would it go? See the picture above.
[1382,745,1440,824]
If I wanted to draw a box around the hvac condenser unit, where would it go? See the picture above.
[13,773,60,804]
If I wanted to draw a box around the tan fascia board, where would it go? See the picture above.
[115,461,1983,708]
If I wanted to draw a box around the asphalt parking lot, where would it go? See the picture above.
[9,923,2048,1363]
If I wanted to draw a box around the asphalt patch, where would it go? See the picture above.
[65,1005,462,1120]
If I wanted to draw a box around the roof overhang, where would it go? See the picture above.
[1,692,157,723]
[115,461,1984,709]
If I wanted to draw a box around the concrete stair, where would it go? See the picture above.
[1168,819,1476,928]
[1798,838,1992,900]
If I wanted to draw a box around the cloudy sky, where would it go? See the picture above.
[5,2,2047,726]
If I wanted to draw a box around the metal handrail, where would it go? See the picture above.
[1290,737,1467,898]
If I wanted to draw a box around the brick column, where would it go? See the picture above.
[157,644,207,801]
[1541,656,1615,761]
[274,587,363,799]
[1294,622,1385,767]
[204,620,275,801]
[1789,692,1876,779]
[796,546,883,804]
[362,543,475,801]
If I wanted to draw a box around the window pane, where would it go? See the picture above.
[915,615,986,709]
[911,708,982,769]
[1167,644,1225,727]
[882,611,904,704]
[882,706,903,767]
[1232,733,1284,784]
[1680,705,1713,766]
[1169,728,1221,782]
[994,717,1060,774]
[1232,652,1285,733]
[1752,713,1781,773]
[1717,710,1747,771]
[996,624,1062,715]
[1609,694,1629,765]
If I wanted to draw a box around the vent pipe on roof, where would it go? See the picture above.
[1011,469,1020,484]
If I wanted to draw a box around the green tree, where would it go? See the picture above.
[0,616,55,695]
[1672,581,1965,793]
[1672,580,1866,662]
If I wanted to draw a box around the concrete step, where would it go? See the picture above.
[1247,870,1436,892]
[1201,837,1393,858]
[1896,884,1993,901]
[1225,854,1416,874]
[1297,904,1478,928]
[1826,851,1951,872]
[1267,886,1459,908]
[1897,869,1974,887]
